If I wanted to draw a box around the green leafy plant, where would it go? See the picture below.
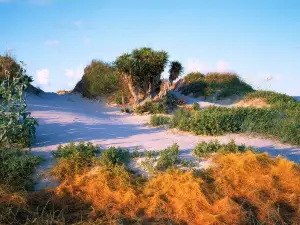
[0,148,42,191]
[0,72,38,147]
[100,146,130,166]
[192,140,247,158]
[150,114,170,126]
[156,143,180,170]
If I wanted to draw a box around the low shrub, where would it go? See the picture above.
[192,140,247,158]
[149,114,170,126]
[99,146,130,166]
[156,143,180,170]
[244,90,296,106]
[169,106,300,145]
[0,148,42,191]
[135,101,166,114]
[80,60,120,98]
[180,72,254,99]
[52,141,99,180]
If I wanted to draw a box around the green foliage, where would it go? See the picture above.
[53,141,99,159]
[170,106,300,145]
[192,102,200,111]
[192,140,247,158]
[150,114,170,126]
[0,73,38,147]
[52,141,100,180]
[0,148,42,191]
[180,72,253,99]
[100,146,130,166]
[169,61,183,83]
[81,60,120,98]
[244,90,296,105]
[135,101,166,114]
[114,47,169,103]
[156,144,180,170]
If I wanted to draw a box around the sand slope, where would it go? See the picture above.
[26,92,300,190]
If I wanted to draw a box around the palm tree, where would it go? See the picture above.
[169,61,183,85]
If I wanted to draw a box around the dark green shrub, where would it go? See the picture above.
[0,149,42,191]
[192,140,247,158]
[156,144,180,170]
[100,146,130,166]
[180,81,207,97]
[150,115,170,126]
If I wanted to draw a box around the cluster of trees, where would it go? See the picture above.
[76,47,183,106]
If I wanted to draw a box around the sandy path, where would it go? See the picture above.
[26,93,300,190]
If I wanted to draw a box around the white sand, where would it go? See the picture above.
[26,92,300,190]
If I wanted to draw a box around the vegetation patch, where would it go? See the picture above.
[149,114,170,126]
[169,106,300,145]
[193,140,248,158]
[99,146,130,167]
[180,72,254,99]
[0,148,42,191]
[52,141,100,180]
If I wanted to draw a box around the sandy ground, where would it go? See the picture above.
[26,92,300,190]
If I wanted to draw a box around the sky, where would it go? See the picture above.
[0,0,299,95]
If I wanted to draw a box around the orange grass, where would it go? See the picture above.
[211,151,300,224]
[2,152,300,224]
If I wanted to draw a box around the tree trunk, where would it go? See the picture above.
[124,75,139,105]
[121,89,125,109]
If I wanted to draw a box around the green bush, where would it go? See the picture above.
[0,73,38,147]
[100,146,130,166]
[180,72,253,99]
[0,148,42,191]
[52,141,99,180]
[80,60,120,98]
[156,144,180,170]
[244,91,296,105]
[53,141,99,159]
[192,140,247,158]
[150,115,170,126]
[135,101,166,114]
[170,106,300,145]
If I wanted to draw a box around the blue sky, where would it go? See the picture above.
[0,0,299,95]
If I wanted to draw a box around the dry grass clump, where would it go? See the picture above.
[143,169,244,225]
[211,151,300,224]
[233,98,271,108]
[56,165,143,221]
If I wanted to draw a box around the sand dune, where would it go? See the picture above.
[26,92,300,190]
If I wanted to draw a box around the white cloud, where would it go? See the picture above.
[186,59,209,73]
[36,69,50,86]
[65,64,84,79]
[216,60,229,72]
[186,59,232,73]
[45,40,60,46]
